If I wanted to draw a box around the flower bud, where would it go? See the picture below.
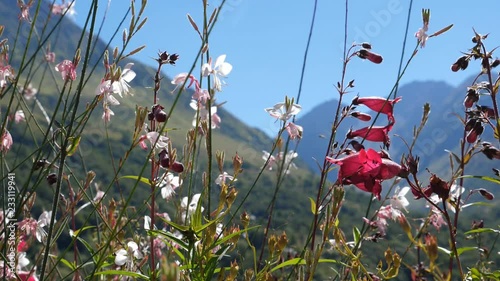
[478,189,494,200]
[47,173,58,185]
[350,111,371,121]
[240,211,250,228]
[481,142,500,160]
[159,149,169,168]
[463,88,479,108]
[170,161,184,173]
[361,42,372,49]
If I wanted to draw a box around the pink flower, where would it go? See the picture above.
[286,122,303,140]
[326,149,401,199]
[171,72,197,89]
[18,0,33,21]
[352,96,401,122]
[0,66,13,88]
[20,83,38,100]
[1,130,13,153]
[347,124,393,147]
[55,60,76,81]
[13,110,25,123]
[192,87,210,104]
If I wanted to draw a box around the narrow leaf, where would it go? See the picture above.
[309,197,317,215]
[430,24,454,37]
[66,136,81,156]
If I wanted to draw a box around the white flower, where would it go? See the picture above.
[181,193,204,217]
[115,241,143,267]
[112,63,136,97]
[190,100,221,128]
[215,172,236,186]
[159,172,181,200]
[139,131,169,150]
[265,102,302,121]
[202,54,232,92]
[390,186,410,212]
[36,211,53,243]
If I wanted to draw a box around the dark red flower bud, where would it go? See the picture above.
[349,140,365,152]
[464,88,479,108]
[170,161,184,173]
[155,110,167,122]
[34,159,49,170]
[478,189,494,200]
[465,119,476,131]
[159,149,169,168]
[350,111,371,121]
[451,56,469,72]
[477,105,495,118]
[47,173,58,185]
[481,142,500,160]
[361,42,372,49]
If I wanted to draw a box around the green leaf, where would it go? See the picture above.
[51,256,76,271]
[456,246,478,256]
[309,197,317,215]
[270,258,338,272]
[120,175,151,186]
[458,175,500,185]
[72,225,96,237]
[95,270,149,279]
[353,227,361,245]
[465,228,500,235]
[66,136,81,156]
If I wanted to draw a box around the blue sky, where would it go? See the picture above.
[74,0,500,136]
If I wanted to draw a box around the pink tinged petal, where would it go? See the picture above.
[286,122,303,139]
[1,130,13,153]
[15,110,25,123]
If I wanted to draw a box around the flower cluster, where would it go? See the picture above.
[326,148,401,200]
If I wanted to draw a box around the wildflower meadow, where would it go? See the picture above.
[1,1,500,280]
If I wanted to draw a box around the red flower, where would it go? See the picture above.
[352,96,402,122]
[326,149,401,199]
[347,123,393,147]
